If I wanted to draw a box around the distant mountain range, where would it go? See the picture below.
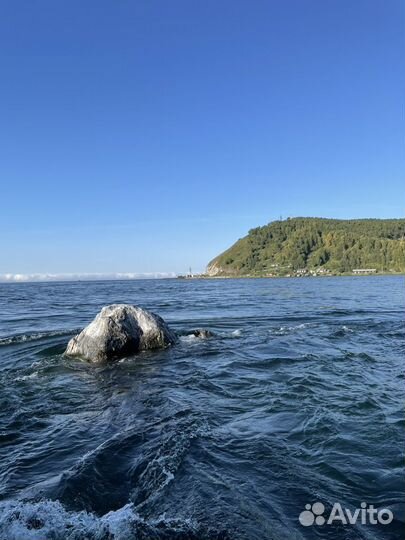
[207,217,405,277]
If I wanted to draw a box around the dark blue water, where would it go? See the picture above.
[0,276,403,540]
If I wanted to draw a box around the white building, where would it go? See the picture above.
[352,269,377,274]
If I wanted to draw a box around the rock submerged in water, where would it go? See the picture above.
[65,304,177,362]
[191,329,214,339]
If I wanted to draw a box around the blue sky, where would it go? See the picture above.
[1,0,404,278]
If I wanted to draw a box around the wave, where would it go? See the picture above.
[0,329,79,347]
[179,334,199,343]
[270,322,313,335]
[36,412,211,517]
[15,371,39,382]
[0,499,231,540]
[329,325,356,338]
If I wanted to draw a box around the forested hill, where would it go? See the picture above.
[206,218,405,276]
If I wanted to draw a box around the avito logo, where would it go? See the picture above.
[299,502,393,526]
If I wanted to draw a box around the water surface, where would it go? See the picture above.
[0,276,403,539]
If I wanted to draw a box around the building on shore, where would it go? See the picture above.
[352,268,377,274]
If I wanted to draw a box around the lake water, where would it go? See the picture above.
[0,276,403,540]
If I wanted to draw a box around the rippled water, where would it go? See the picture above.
[0,276,403,540]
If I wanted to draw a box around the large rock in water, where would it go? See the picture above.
[65,304,176,362]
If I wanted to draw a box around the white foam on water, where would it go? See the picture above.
[0,499,106,540]
[15,371,39,382]
[0,329,79,346]
[30,361,42,368]
[0,499,197,540]
[271,323,312,335]
[341,325,354,333]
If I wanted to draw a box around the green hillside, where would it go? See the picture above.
[207,217,405,276]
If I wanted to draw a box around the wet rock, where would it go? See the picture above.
[65,304,176,362]
[191,329,214,339]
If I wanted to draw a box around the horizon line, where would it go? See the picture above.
[0,272,183,283]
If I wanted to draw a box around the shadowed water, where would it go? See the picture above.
[0,276,403,539]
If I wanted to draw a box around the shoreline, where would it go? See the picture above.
[182,272,405,280]
[0,272,404,285]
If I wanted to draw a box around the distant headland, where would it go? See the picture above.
[205,217,405,278]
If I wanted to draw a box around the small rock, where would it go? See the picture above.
[192,329,214,339]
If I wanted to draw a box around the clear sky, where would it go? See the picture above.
[1,0,404,278]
